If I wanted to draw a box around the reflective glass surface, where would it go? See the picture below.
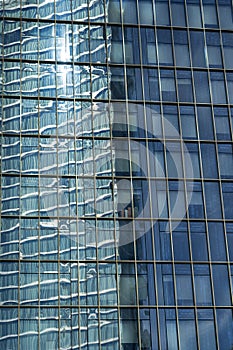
[1,0,233,349]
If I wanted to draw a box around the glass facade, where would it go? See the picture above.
[0,0,233,349]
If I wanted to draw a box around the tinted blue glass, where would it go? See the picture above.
[222,183,233,219]
[160,70,176,102]
[210,72,227,104]
[143,68,160,101]
[226,72,233,104]
[180,106,197,139]
[222,32,233,69]
[197,107,214,140]
[208,222,227,261]
[127,68,142,100]
[154,221,172,260]
[188,182,204,218]
[178,309,197,350]
[138,0,154,24]
[218,2,233,29]
[177,70,193,102]
[226,223,233,261]
[218,144,233,179]
[197,310,217,350]
[122,0,138,23]
[185,143,201,178]
[212,265,231,305]
[201,143,218,178]
[171,0,186,26]
[194,71,210,102]
[194,265,212,305]
[108,0,121,22]
[155,1,170,25]
[157,29,173,66]
[206,32,223,68]
[204,182,222,219]
[190,222,208,261]
[216,309,233,350]
[124,27,140,64]
[174,30,190,67]
[176,265,193,305]
[203,1,218,28]
[140,28,157,65]
[187,0,202,27]
[214,107,231,140]
[171,223,189,262]
[190,31,206,67]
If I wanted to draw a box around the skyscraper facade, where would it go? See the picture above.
[0,0,233,349]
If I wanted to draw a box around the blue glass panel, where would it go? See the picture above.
[172,222,190,261]
[201,143,218,178]
[210,72,227,104]
[218,144,233,179]
[190,222,208,261]
[124,27,140,64]
[194,265,212,305]
[197,309,217,350]
[138,0,154,24]
[218,2,233,29]
[203,1,218,28]
[155,1,170,25]
[222,32,233,69]
[216,309,233,350]
[122,0,138,24]
[140,309,158,348]
[143,69,160,101]
[214,107,231,140]
[159,309,178,350]
[175,265,193,306]
[157,29,173,66]
[56,0,72,20]
[206,32,223,68]
[193,71,210,102]
[212,265,231,306]
[184,143,201,178]
[222,183,233,219]
[140,28,157,65]
[226,72,233,104]
[127,68,142,100]
[180,106,197,139]
[160,70,176,102]
[171,0,186,26]
[158,264,175,305]
[197,107,214,140]
[174,30,190,67]
[188,182,204,219]
[208,222,227,261]
[204,182,222,219]
[108,0,121,22]
[226,223,233,261]
[177,70,193,102]
[163,105,179,138]
[187,1,202,27]
[178,309,197,350]
[190,31,206,67]
[153,221,172,260]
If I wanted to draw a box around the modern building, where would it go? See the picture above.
[0,0,233,349]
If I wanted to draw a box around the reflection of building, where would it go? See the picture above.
[1,1,233,349]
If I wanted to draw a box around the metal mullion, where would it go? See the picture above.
[198,131,220,350]
[18,2,23,347]
[132,1,143,334]
[105,9,121,345]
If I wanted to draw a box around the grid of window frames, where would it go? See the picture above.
[1,0,233,349]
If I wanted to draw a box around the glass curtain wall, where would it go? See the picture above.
[1,0,233,349]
